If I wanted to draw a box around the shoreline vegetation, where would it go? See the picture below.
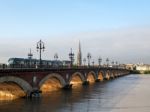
[130,70,150,74]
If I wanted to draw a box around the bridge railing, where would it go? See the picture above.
[0,66,128,73]
[0,64,126,69]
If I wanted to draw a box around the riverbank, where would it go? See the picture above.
[130,70,150,74]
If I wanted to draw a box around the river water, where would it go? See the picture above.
[0,74,150,112]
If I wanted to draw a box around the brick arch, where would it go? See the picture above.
[117,71,121,76]
[120,72,123,76]
[110,70,115,78]
[98,71,105,81]
[0,76,32,93]
[39,73,66,88]
[69,72,85,83]
[113,70,118,77]
[86,71,97,82]
[87,71,97,79]
[105,70,111,80]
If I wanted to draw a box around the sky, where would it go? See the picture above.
[0,0,150,64]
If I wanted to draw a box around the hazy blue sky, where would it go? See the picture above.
[0,0,150,64]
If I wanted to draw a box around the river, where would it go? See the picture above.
[0,74,150,112]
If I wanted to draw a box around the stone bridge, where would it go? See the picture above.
[0,67,129,98]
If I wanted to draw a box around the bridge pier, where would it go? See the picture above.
[104,77,109,81]
[63,84,72,90]
[27,90,42,98]
[95,79,100,82]
[82,81,89,85]
[113,75,117,78]
[109,76,115,80]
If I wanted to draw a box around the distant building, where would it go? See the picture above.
[125,64,136,70]
[135,64,150,71]
[77,41,82,66]
[125,63,150,73]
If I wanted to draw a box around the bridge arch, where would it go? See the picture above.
[39,73,66,92]
[87,71,97,83]
[117,71,121,76]
[69,72,85,85]
[0,76,32,93]
[105,70,111,80]
[112,71,117,77]
[110,71,115,78]
[0,76,32,99]
[98,71,105,81]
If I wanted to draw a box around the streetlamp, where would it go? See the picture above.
[106,58,109,67]
[83,58,86,67]
[116,61,118,68]
[36,40,45,68]
[54,53,59,68]
[92,60,95,67]
[87,53,91,67]
[69,48,74,67]
[98,57,102,67]
[28,48,33,68]
[111,61,114,67]
[54,53,58,61]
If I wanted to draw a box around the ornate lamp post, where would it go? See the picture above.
[28,49,33,68]
[106,58,109,67]
[111,61,114,67]
[116,61,118,68]
[92,60,95,67]
[83,58,86,67]
[98,57,102,67]
[54,53,58,61]
[54,53,59,68]
[69,48,74,67]
[117,62,120,68]
[87,53,91,67]
[36,40,45,68]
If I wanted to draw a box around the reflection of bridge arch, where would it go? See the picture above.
[87,71,97,83]
[98,71,105,81]
[0,76,32,94]
[69,72,85,85]
[39,73,66,92]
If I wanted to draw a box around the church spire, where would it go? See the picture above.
[77,40,82,66]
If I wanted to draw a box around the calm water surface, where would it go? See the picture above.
[0,74,150,112]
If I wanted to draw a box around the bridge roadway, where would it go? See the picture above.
[0,67,129,98]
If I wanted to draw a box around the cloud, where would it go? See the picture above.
[0,26,150,64]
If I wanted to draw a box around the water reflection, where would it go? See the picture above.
[1,75,150,112]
